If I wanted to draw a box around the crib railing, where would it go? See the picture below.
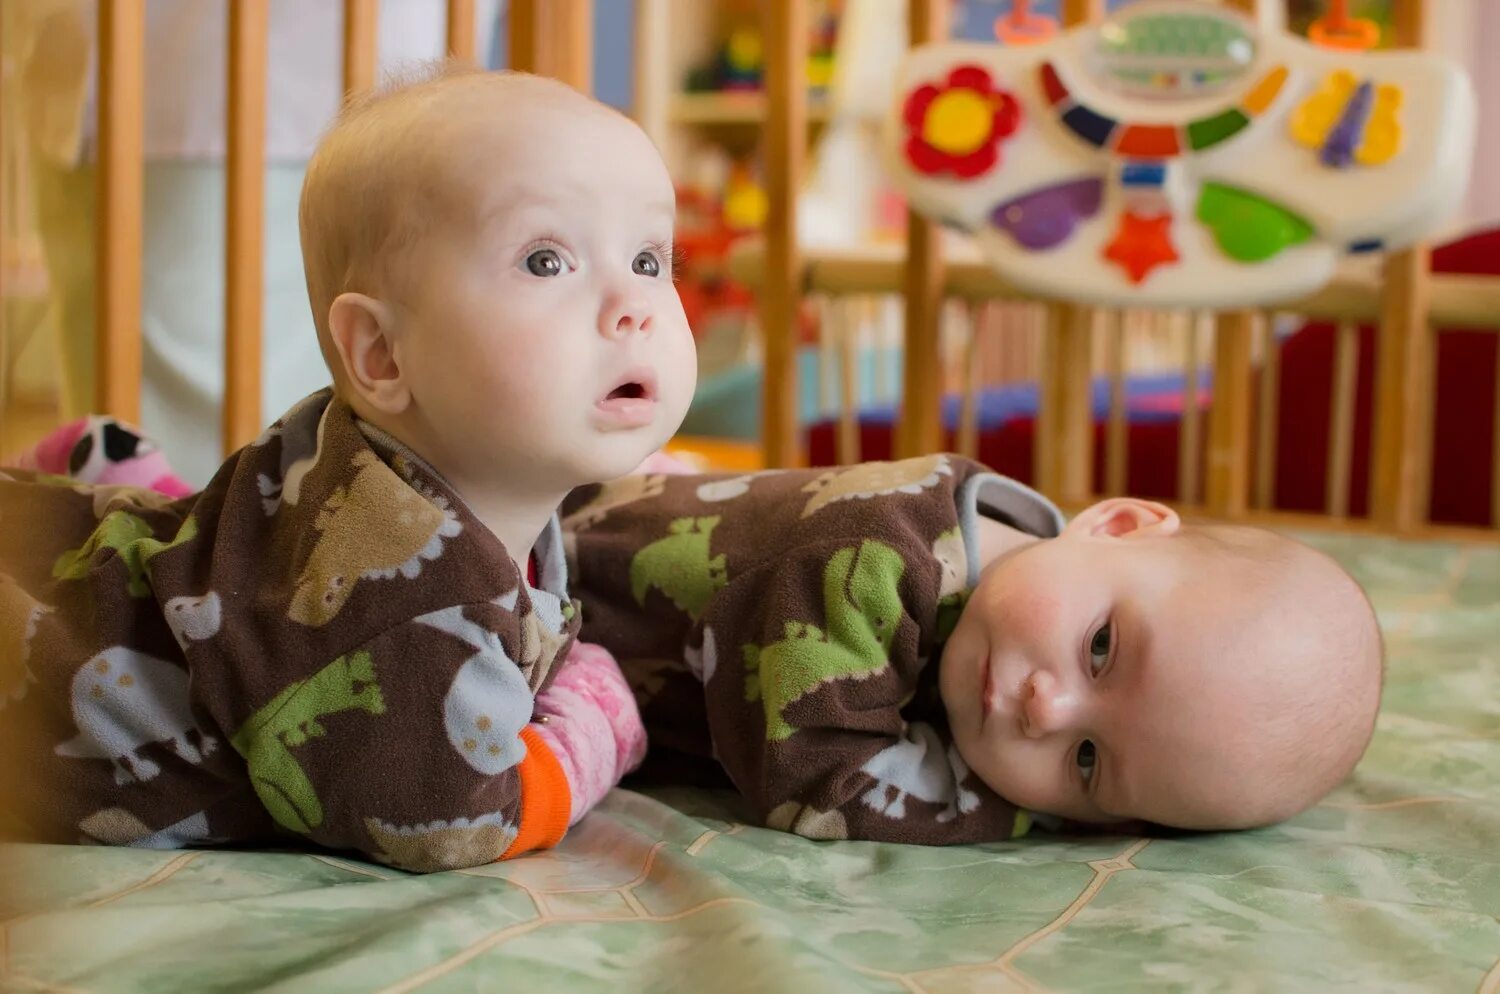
[749,0,1499,538]
[89,0,591,457]
[79,0,1499,537]
[730,238,1500,536]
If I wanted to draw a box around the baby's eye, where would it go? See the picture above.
[1088,623,1111,675]
[632,250,662,278]
[523,248,569,278]
[1076,740,1097,783]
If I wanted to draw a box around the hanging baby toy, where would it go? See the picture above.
[882,0,1476,309]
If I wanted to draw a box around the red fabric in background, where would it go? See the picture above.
[807,230,1499,527]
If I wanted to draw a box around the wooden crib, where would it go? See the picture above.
[740,0,1500,541]
[71,0,1500,541]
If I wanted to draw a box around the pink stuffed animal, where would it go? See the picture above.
[5,417,194,497]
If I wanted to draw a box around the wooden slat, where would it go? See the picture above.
[817,297,835,416]
[343,0,379,96]
[1206,310,1254,517]
[1178,313,1203,506]
[759,0,807,467]
[1371,246,1433,530]
[1034,0,1103,497]
[957,304,983,459]
[1254,312,1280,510]
[1325,320,1359,517]
[896,0,948,459]
[1105,311,1128,496]
[1037,304,1094,500]
[223,0,269,454]
[446,0,478,60]
[1370,0,1432,531]
[509,0,593,92]
[95,0,146,421]
[873,300,893,402]
[836,301,860,463]
[632,0,671,142]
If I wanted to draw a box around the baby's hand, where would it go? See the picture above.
[532,642,647,825]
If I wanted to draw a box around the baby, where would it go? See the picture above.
[0,66,695,871]
[562,455,1384,841]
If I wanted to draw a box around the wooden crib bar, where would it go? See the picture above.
[508,0,594,92]
[759,0,807,469]
[897,0,949,460]
[224,0,269,453]
[447,0,479,61]
[96,0,146,423]
[342,0,379,97]
[1370,0,1431,532]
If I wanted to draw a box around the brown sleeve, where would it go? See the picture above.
[697,541,1027,845]
[226,603,569,873]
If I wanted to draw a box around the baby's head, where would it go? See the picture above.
[940,498,1383,833]
[299,64,695,494]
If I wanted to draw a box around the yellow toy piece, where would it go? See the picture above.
[1290,69,1358,149]
[724,167,768,231]
[1357,82,1404,165]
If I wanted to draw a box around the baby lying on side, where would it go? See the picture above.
[563,456,1383,841]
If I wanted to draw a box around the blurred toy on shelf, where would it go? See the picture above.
[808,0,841,92]
[683,22,764,92]
[682,3,843,96]
[723,162,769,231]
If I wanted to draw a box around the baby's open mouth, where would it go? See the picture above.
[605,381,649,401]
[594,369,659,428]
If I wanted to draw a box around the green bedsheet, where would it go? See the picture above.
[4,533,1497,993]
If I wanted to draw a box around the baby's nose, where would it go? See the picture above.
[1021,670,1079,738]
[600,292,653,339]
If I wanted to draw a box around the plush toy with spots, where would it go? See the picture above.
[5,417,194,498]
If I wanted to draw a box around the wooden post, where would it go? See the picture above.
[343,0,379,96]
[95,0,146,421]
[1325,321,1359,517]
[632,0,671,143]
[447,0,478,61]
[224,0,269,454]
[1254,312,1280,510]
[896,0,950,458]
[759,0,807,467]
[1205,311,1254,517]
[1035,0,1101,496]
[1370,0,1432,531]
[1104,311,1128,496]
[509,0,593,93]
[1199,0,1263,516]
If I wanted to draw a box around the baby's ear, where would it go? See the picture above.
[1067,498,1180,539]
[327,293,409,416]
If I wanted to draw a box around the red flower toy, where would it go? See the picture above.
[903,65,1022,179]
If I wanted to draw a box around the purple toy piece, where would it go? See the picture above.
[989,177,1105,250]
[1320,79,1374,169]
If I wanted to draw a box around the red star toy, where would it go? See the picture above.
[1104,211,1180,284]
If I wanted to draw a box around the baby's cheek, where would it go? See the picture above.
[990,585,1062,644]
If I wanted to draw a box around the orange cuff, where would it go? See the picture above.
[499,726,573,860]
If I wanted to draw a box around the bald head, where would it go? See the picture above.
[1172,525,1385,828]
[298,64,630,378]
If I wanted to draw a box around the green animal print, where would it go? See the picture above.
[743,540,906,742]
[52,512,199,598]
[629,516,728,621]
[230,651,386,835]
